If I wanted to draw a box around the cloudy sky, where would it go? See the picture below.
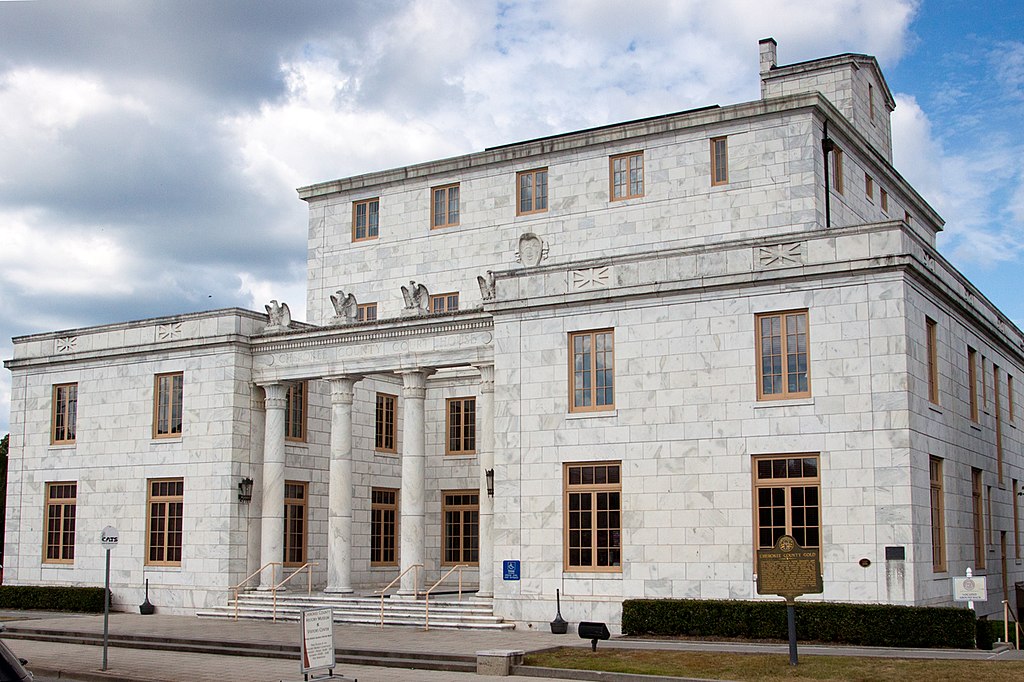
[1,0,1023,437]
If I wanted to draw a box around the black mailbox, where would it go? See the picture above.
[578,621,610,651]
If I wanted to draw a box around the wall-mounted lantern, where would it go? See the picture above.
[238,477,254,503]
[485,468,495,497]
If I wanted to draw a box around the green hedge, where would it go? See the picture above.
[0,585,108,612]
[623,599,977,649]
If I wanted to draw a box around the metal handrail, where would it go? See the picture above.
[271,562,319,622]
[423,564,467,631]
[375,564,422,628]
[230,561,280,621]
[1002,599,1021,650]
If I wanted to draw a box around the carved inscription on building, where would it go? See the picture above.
[756,535,823,601]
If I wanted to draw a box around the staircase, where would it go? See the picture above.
[196,591,514,630]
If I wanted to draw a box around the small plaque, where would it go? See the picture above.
[756,535,823,601]
[884,546,906,561]
[503,560,520,581]
[953,576,988,602]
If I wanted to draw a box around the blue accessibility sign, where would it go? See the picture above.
[502,560,521,581]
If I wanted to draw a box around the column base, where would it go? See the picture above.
[475,590,493,599]
[324,587,354,595]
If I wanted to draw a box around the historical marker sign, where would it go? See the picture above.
[300,607,335,676]
[756,535,823,601]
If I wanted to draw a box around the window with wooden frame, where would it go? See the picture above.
[1013,478,1020,561]
[153,372,183,438]
[869,84,875,121]
[443,490,479,565]
[375,392,397,453]
[865,174,873,201]
[753,455,820,569]
[929,457,946,571]
[925,318,939,404]
[352,198,379,242]
[283,481,307,566]
[904,210,912,225]
[569,329,614,413]
[370,488,398,566]
[147,478,184,566]
[357,302,377,322]
[429,292,459,313]
[564,462,621,571]
[832,147,844,194]
[968,347,979,422]
[880,188,889,213]
[710,136,728,186]
[51,383,78,444]
[609,151,643,200]
[44,482,76,564]
[445,397,476,455]
[995,364,1003,481]
[431,183,459,228]
[517,168,548,215]
[1009,374,1016,423]
[981,356,988,409]
[972,468,985,569]
[756,310,810,400]
[285,381,306,442]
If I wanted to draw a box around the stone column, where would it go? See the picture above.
[325,376,360,593]
[258,382,287,589]
[475,363,495,598]
[399,369,432,595]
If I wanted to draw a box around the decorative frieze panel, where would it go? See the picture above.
[756,242,805,269]
[570,266,612,291]
[158,323,183,340]
[55,336,77,353]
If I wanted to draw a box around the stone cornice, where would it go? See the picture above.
[4,334,254,371]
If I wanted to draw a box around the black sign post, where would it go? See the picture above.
[100,526,119,671]
[756,535,823,666]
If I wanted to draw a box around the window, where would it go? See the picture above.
[880,188,889,213]
[51,383,78,444]
[972,468,985,569]
[987,485,994,546]
[710,137,728,186]
[147,478,184,566]
[904,210,912,225]
[285,381,306,442]
[832,147,844,194]
[517,168,548,215]
[609,151,643,200]
[569,329,614,412]
[44,482,76,563]
[443,491,479,565]
[564,462,621,571]
[1009,374,1016,423]
[865,174,873,201]
[284,481,307,566]
[446,397,476,455]
[375,392,397,452]
[370,488,398,566]
[352,198,379,241]
[968,347,979,422]
[357,302,377,322]
[929,457,946,571]
[995,365,1003,481]
[153,372,183,438]
[431,183,459,228]
[1013,478,1020,561]
[756,310,810,400]
[753,455,821,567]
[925,318,939,404]
[429,292,459,313]
[869,84,875,121]
[982,356,988,409]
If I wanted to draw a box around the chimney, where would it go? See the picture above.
[759,37,778,74]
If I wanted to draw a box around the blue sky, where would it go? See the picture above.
[1,0,1023,437]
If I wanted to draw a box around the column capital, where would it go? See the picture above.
[326,375,362,405]
[398,368,435,399]
[258,382,288,410]
[474,363,495,393]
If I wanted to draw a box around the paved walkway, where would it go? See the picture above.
[0,610,1021,682]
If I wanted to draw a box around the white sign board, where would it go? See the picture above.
[953,576,988,602]
[300,607,335,675]
[100,526,119,550]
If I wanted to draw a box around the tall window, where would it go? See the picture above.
[610,151,643,200]
[929,457,946,571]
[446,397,476,455]
[284,481,307,566]
[564,462,621,571]
[44,482,76,563]
[443,491,479,565]
[375,392,397,453]
[147,478,184,566]
[925,318,939,404]
[352,198,379,241]
[357,302,377,322]
[285,381,306,442]
[431,183,459,228]
[569,329,614,413]
[1009,374,1016,423]
[880,188,889,213]
[429,292,459,313]
[153,372,183,438]
[370,488,398,566]
[52,383,78,444]
[753,455,820,567]
[865,174,873,201]
[756,310,810,400]
[517,168,548,215]
[832,147,844,194]
[968,347,979,422]
[1013,478,1020,561]
[869,84,875,121]
[994,365,1003,481]
[710,137,728,186]
[981,356,988,409]
[972,468,985,569]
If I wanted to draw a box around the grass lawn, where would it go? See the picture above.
[524,648,1024,681]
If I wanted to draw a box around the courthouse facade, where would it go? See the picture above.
[5,40,1023,628]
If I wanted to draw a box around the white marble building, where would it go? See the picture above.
[5,40,1023,630]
